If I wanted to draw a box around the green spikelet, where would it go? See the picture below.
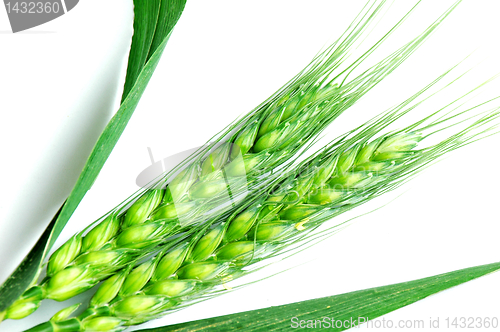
[306,188,345,205]
[82,317,124,332]
[123,190,164,228]
[119,260,156,297]
[257,107,284,138]
[4,287,44,320]
[44,267,97,302]
[189,178,228,199]
[215,241,257,261]
[189,224,225,261]
[312,154,338,187]
[81,215,120,252]
[201,143,232,176]
[152,242,190,281]
[231,121,260,159]
[110,295,173,319]
[144,280,198,297]
[355,137,383,165]
[150,201,197,221]
[337,146,360,174]
[115,221,177,249]
[166,163,199,202]
[251,222,297,241]
[50,304,81,322]
[224,153,267,177]
[47,235,82,277]
[74,250,126,268]
[225,204,261,242]
[90,270,127,307]
[279,204,323,221]
[176,262,230,281]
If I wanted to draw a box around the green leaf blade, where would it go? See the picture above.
[136,262,500,332]
[0,0,186,314]
[121,0,161,102]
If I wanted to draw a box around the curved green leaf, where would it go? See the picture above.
[137,262,500,332]
[0,0,187,314]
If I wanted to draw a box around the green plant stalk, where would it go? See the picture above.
[26,72,500,331]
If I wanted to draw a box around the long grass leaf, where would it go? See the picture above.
[136,262,500,332]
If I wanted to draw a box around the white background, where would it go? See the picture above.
[1,1,500,331]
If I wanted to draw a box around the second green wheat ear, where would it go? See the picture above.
[25,69,500,331]
[2,0,461,324]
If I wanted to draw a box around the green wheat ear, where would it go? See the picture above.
[7,0,464,324]
[27,65,500,331]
